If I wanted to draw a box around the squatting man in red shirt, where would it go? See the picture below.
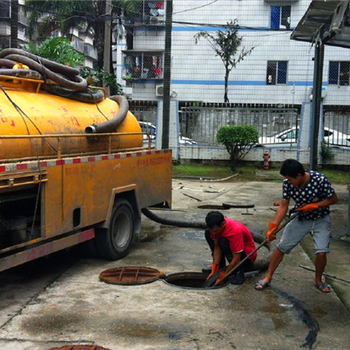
[204,211,258,285]
[255,159,339,293]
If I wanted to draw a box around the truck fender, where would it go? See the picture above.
[94,187,141,260]
[102,184,141,233]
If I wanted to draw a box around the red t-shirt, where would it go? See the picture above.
[210,218,257,263]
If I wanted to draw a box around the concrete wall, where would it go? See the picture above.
[177,102,350,167]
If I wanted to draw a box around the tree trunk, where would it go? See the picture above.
[230,153,236,171]
[95,21,105,69]
[224,67,230,103]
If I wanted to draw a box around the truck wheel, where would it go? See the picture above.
[95,199,134,260]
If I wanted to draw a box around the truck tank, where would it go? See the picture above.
[0,50,143,161]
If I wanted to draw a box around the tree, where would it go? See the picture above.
[80,66,123,95]
[25,37,123,94]
[194,20,255,103]
[216,125,259,171]
[24,0,131,70]
[26,37,85,67]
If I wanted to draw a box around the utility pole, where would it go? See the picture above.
[310,40,324,170]
[103,0,112,96]
[162,0,173,150]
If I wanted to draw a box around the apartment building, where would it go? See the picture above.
[118,0,350,106]
[0,0,97,68]
[0,0,28,48]
[117,0,350,165]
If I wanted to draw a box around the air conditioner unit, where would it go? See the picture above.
[155,85,176,97]
[156,84,164,97]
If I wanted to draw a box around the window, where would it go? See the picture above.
[122,51,164,80]
[0,0,10,18]
[329,61,350,86]
[266,61,288,85]
[270,6,291,30]
[0,36,10,50]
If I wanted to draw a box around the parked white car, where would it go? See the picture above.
[258,126,350,146]
[139,121,197,146]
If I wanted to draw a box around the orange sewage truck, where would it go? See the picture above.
[0,66,172,272]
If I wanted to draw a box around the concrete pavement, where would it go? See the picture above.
[0,178,349,349]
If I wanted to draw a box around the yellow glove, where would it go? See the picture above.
[296,203,319,213]
[206,263,219,281]
[266,222,278,243]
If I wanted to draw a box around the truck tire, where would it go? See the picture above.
[95,199,134,260]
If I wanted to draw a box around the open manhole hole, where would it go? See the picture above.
[163,272,227,290]
[49,346,111,350]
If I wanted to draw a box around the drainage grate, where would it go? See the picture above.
[49,346,111,350]
[99,266,164,285]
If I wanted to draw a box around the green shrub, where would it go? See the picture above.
[216,125,259,170]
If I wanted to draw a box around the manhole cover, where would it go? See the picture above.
[99,266,164,285]
[49,346,111,350]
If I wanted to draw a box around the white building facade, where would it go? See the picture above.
[118,0,350,166]
[119,0,350,106]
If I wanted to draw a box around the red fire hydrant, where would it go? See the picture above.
[263,150,270,170]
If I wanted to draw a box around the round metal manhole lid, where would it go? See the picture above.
[99,266,164,285]
[49,346,111,350]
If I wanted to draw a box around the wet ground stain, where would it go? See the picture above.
[274,287,319,349]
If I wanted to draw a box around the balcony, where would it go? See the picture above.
[123,0,165,27]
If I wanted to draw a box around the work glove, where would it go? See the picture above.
[215,272,226,285]
[296,203,319,213]
[206,263,219,281]
[266,222,278,243]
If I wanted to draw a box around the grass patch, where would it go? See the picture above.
[172,164,270,181]
[320,169,349,184]
[172,164,232,178]
[172,164,349,183]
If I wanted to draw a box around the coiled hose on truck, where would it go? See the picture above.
[0,48,105,103]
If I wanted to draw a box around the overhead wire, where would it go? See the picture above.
[172,0,220,15]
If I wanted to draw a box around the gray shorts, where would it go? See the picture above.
[277,215,331,254]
